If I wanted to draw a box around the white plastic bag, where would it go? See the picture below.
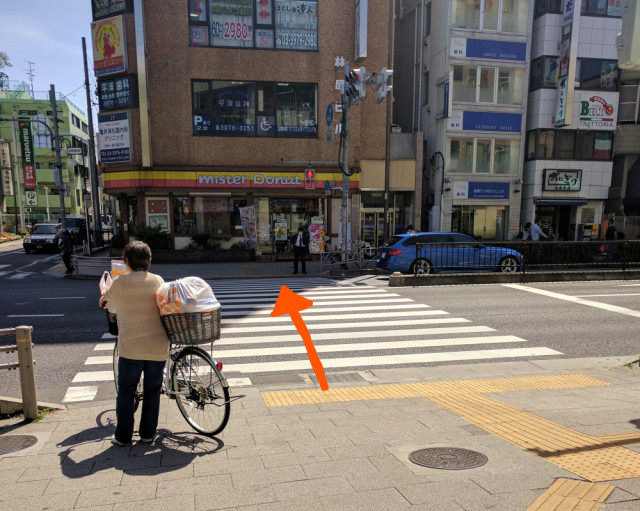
[110,260,127,276]
[99,271,116,313]
[156,277,221,316]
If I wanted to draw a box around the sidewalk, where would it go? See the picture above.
[1,357,639,510]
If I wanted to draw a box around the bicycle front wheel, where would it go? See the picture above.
[171,346,230,436]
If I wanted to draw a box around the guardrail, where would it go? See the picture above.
[0,326,37,420]
[413,240,640,276]
[71,255,116,275]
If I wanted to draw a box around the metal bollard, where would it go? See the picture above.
[15,326,37,420]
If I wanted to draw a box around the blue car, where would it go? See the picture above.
[376,232,522,274]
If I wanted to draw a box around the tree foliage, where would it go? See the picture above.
[0,52,12,69]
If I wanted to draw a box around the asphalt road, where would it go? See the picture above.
[0,241,638,406]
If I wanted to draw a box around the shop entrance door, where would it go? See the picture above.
[361,209,385,248]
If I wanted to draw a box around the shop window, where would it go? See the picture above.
[555,131,576,159]
[475,139,492,173]
[581,0,622,17]
[452,0,481,29]
[173,198,195,235]
[452,65,477,103]
[530,56,559,91]
[193,80,317,137]
[494,139,520,174]
[534,0,563,17]
[452,0,527,33]
[454,64,524,104]
[526,131,537,160]
[575,131,595,160]
[576,59,618,91]
[537,130,555,159]
[479,67,495,103]
[188,0,318,50]
[276,83,317,137]
[447,138,474,173]
[425,2,431,36]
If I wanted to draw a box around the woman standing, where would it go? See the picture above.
[98,241,169,446]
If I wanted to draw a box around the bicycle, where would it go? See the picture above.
[108,308,236,436]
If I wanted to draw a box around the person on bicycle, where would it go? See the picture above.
[98,241,169,446]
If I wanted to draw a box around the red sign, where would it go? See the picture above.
[23,164,36,190]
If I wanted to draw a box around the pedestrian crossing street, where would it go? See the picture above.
[62,277,562,403]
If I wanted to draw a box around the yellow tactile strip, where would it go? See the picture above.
[525,478,615,511]
[261,374,640,482]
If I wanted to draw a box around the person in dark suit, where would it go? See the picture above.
[290,227,309,274]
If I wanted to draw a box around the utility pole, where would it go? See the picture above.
[49,84,66,230]
[10,112,25,232]
[341,62,351,267]
[383,0,395,241]
[83,37,101,246]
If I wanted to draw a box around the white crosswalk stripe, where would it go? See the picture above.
[64,276,562,402]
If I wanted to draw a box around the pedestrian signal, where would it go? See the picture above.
[304,168,315,190]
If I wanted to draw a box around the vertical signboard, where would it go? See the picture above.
[355,0,367,59]
[98,112,132,163]
[92,15,127,76]
[554,0,576,127]
[0,141,14,196]
[18,121,36,190]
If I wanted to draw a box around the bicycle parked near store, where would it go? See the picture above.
[107,306,238,436]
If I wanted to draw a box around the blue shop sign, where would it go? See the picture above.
[463,112,522,133]
[465,39,526,61]
[468,182,510,200]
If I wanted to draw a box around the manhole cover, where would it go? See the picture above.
[0,435,38,455]
[409,447,488,470]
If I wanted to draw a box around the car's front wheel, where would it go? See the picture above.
[411,258,432,275]
[498,256,519,273]
[24,247,31,254]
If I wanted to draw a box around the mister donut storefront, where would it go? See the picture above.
[104,168,360,254]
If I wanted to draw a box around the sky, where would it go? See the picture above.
[1,0,95,115]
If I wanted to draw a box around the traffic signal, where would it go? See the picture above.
[375,67,393,104]
[304,168,315,190]
[344,67,366,102]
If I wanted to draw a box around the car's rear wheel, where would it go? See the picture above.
[411,258,432,275]
[498,256,519,273]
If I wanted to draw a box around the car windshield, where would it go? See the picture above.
[32,225,58,234]
[66,219,83,227]
[382,236,404,247]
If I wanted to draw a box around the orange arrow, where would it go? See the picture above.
[271,285,328,391]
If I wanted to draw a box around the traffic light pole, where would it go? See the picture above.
[341,62,351,268]
[49,84,66,230]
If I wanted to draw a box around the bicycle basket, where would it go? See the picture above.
[160,309,221,345]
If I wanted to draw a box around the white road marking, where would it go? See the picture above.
[0,271,11,277]
[85,356,112,365]
[217,326,495,345]
[222,310,448,324]
[219,293,398,304]
[222,347,561,373]
[0,264,10,269]
[215,288,383,298]
[62,386,99,403]
[39,296,86,300]
[95,342,115,351]
[209,335,528,358]
[72,371,113,383]
[574,293,640,298]
[220,317,470,335]
[227,377,252,387]
[223,303,430,316]
[7,273,31,279]
[222,298,415,309]
[8,314,64,317]
[503,283,640,318]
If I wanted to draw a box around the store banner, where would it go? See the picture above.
[448,111,522,133]
[554,0,576,127]
[578,93,618,130]
[1,142,14,196]
[450,37,526,61]
[309,216,325,254]
[239,206,257,249]
[468,182,510,200]
[98,112,132,163]
[18,121,36,190]
[92,15,127,76]
[274,219,288,241]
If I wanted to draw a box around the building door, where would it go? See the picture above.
[361,209,385,248]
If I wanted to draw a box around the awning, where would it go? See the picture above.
[535,199,588,206]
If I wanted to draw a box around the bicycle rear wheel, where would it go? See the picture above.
[171,346,230,436]
[113,342,142,413]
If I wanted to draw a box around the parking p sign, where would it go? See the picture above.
[25,190,38,206]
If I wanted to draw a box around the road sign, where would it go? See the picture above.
[67,147,83,155]
[326,103,333,126]
[25,190,38,206]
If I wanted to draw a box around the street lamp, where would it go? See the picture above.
[42,185,50,222]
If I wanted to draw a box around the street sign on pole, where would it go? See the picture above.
[67,147,83,155]
[25,190,38,206]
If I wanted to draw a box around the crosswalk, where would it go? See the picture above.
[0,263,31,279]
[62,277,562,403]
